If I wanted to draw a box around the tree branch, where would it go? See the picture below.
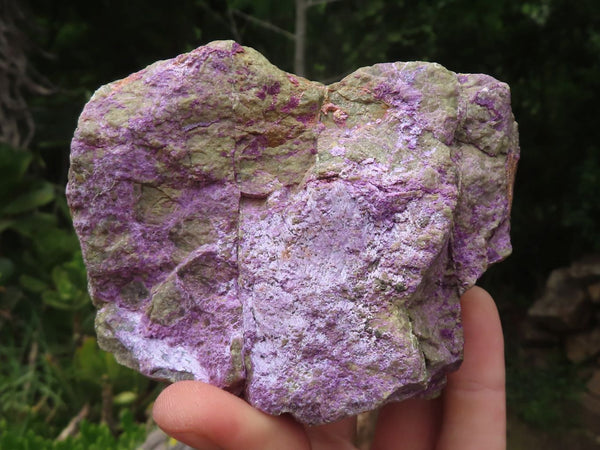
[101,375,116,434]
[307,0,343,6]
[0,0,53,148]
[196,2,234,35]
[231,9,296,41]
[56,403,90,442]
[295,0,307,76]
[226,7,242,43]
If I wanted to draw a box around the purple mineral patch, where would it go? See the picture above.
[67,41,519,425]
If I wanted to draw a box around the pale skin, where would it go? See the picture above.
[153,286,506,450]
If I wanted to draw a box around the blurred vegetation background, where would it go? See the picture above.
[1,0,599,447]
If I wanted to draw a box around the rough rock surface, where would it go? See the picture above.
[67,41,519,425]
[529,267,594,331]
[565,328,600,363]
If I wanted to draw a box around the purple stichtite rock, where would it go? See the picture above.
[67,41,519,425]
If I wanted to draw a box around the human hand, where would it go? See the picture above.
[153,286,505,450]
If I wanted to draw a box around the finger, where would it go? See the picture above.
[306,416,358,450]
[436,286,506,450]
[153,380,310,450]
[370,397,442,450]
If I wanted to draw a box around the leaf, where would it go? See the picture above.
[74,336,111,385]
[41,285,88,310]
[51,266,76,299]
[387,31,406,43]
[49,291,88,311]
[2,181,55,215]
[18,274,49,293]
[32,227,80,268]
[0,286,24,328]
[104,350,123,382]
[8,212,58,238]
[0,144,32,185]
[41,290,71,310]
[0,219,15,233]
[54,193,74,222]
[113,391,137,406]
[0,258,15,284]
[62,252,89,289]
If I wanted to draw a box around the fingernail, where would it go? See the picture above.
[172,432,223,450]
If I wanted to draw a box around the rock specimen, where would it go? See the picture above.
[67,41,519,425]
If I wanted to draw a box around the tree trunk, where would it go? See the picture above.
[294,0,307,76]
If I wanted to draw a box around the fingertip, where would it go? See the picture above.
[152,380,204,433]
[152,381,227,449]
[461,284,494,302]
[152,380,310,450]
[452,286,504,390]
[437,286,506,450]
[459,286,497,322]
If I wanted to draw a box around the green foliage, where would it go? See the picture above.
[0,144,54,219]
[562,147,600,250]
[73,336,151,397]
[506,356,585,429]
[0,143,156,440]
[0,143,87,332]
[0,410,146,450]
